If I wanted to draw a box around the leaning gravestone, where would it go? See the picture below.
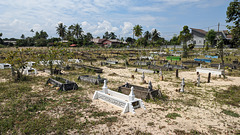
[46,76,78,91]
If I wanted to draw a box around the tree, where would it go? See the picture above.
[30,29,34,37]
[170,35,180,45]
[21,34,25,39]
[133,25,143,38]
[144,31,151,41]
[205,29,216,47]
[179,26,192,58]
[226,0,240,47]
[216,37,225,64]
[73,23,83,39]
[56,23,67,41]
[0,33,3,44]
[152,29,160,42]
[109,32,117,39]
[103,31,110,39]
[39,30,48,39]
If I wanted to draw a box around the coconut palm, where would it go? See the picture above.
[56,23,67,41]
[73,23,83,39]
[152,29,160,42]
[144,31,151,41]
[133,25,143,38]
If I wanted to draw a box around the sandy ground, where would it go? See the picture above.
[88,66,240,134]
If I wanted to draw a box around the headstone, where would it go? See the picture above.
[141,72,145,83]
[148,81,153,92]
[180,78,185,92]
[159,68,163,81]
[129,87,135,101]
[218,64,221,70]
[197,74,200,87]
[102,80,108,94]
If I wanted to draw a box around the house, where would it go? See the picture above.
[92,38,123,47]
[185,28,232,48]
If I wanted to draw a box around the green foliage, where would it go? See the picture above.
[170,35,180,45]
[214,85,240,107]
[152,29,160,42]
[56,23,67,40]
[35,38,47,46]
[221,109,240,118]
[226,0,240,47]
[205,29,216,46]
[133,24,143,37]
[165,113,181,119]
[179,26,192,58]
[188,43,195,50]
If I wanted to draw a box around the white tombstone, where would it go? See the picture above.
[218,64,221,70]
[102,80,108,94]
[22,67,38,75]
[0,63,11,69]
[200,64,202,68]
[92,82,146,114]
[180,78,185,92]
[159,68,162,77]
[129,86,135,101]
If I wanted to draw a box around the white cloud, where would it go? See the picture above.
[120,22,134,36]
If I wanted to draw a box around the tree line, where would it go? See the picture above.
[0,0,239,48]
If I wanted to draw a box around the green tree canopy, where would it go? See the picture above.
[152,29,160,42]
[56,23,67,40]
[205,29,216,46]
[170,35,180,45]
[144,31,151,41]
[179,26,192,58]
[73,23,83,39]
[226,0,240,47]
[133,24,143,38]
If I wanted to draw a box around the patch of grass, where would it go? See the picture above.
[147,122,154,126]
[165,113,181,119]
[221,109,239,118]
[135,130,153,135]
[215,85,240,107]
[90,111,110,118]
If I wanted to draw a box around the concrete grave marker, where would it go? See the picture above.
[93,81,146,114]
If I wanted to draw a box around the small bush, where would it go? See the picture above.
[165,113,181,119]
[221,109,240,118]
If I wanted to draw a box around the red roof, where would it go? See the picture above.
[70,44,77,47]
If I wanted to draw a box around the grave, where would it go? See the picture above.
[194,58,212,63]
[0,63,11,69]
[182,61,201,66]
[78,75,107,85]
[134,61,151,66]
[44,68,62,75]
[26,61,36,67]
[68,59,82,63]
[93,80,146,114]
[210,63,237,69]
[22,67,38,75]
[46,76,78,91]
[106,60,118,65]
[118,82,161,100]
[163,63,187,69]
[148,65,172,71]
[73,64,103,73]
[196,65,225,76]
[166,56,181,61]
[205,55,218,59]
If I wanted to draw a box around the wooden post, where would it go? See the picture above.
[208,73,211,83]
[176,69,179,78]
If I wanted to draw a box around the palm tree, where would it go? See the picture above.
[144,31,151,41]
[56,23,66,41]
[73,23,83,39]
[152,29,160,42]
[133,25,143,38]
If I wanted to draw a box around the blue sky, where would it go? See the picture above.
[0,0,232,40]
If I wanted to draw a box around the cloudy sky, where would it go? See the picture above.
[0,0,232,40]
